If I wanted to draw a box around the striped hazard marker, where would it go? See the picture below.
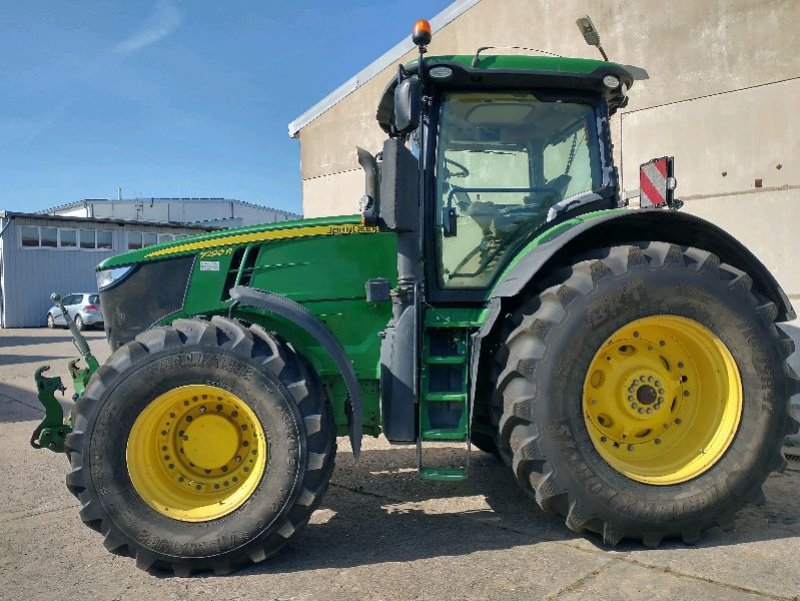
[639,156,676,208]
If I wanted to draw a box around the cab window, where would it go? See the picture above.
[435,92,601,289]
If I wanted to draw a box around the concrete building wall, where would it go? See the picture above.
[0,215,210,328]
[294,0,800,297]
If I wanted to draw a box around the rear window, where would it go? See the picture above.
[89,295,100,304]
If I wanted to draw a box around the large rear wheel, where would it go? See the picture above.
[493,242,799,546]
[65,316,335,575]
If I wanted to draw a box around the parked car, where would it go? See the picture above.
[46,292,103,330]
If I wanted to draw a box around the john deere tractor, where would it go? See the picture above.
[31,18,798,575]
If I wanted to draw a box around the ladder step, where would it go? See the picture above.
[423,392,467,402]
[424,356,466,365]
[419,467,466,481]
[421,429,467,441]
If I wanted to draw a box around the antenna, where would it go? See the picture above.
[576,15,609,61]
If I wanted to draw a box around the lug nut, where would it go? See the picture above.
[627,444,634,451]
[655,438,661,445]
[199,406,207,414]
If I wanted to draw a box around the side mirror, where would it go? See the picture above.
[394,76,420,135]
[639,156,679,209]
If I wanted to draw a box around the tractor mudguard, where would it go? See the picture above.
[470,209,795,404]
[228,285,363,459]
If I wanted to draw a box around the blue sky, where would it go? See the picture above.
[0,1,452,214]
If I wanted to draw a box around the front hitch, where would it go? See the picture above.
[30,293,100,453]
[30,365,70,452]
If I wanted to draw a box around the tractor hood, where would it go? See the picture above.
[96,214,377,270]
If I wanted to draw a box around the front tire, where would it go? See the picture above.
[74,315,84,331]
[493,243,799,546]
[46,313,55,329]
[65,316,335,575]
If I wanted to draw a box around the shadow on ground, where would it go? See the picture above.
[0,330,106,348]
[0,380,44,423]
[197,444,800,578]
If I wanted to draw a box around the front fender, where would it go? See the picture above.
[229,286,363,459]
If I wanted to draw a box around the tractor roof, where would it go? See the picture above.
[376,54,633,134]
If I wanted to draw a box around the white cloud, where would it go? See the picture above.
[114,0,182,55]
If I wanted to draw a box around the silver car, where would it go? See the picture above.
[46,292,103,331]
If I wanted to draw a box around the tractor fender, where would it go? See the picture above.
[470,209,795,405]
[228,285,362,459]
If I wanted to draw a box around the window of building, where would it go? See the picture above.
[157,233,173,244]
[128,231,162,249]
[127,231,142,250]
[79,229,95,249]
[21,226,39,247]
[97,230,113,250]
[60,229,77,248]
[20,225,115,250]
[40,227,58,248]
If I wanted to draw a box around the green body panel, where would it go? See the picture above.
[102,214,397,436]
[490,208,624,294]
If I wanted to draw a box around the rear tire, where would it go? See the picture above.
[492,243,800,546]
[65,316,335,575]
[46,313,55,329]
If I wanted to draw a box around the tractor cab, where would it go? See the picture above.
[376,54,631,297]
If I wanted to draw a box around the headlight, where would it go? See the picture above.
[97,266,135,291]
[603,74,621,89]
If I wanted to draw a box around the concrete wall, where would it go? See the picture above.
[294,0,800,298]
[0,216,209,328]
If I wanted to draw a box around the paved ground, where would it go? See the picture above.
[1,327,799,601]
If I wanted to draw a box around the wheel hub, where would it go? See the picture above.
[126,384,267,522]
[636,384,657,406]
[183,414,239,469]
[582,315,742,485]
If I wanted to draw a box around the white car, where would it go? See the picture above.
[46,292,103,331]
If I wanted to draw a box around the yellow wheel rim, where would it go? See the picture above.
[582,315,742,485]
[126,385,267,521]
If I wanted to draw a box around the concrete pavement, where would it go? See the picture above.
[0,328,798,601]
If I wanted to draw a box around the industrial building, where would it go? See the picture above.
[1,197,298,328]
[0,212,220,328]
[288,0,800,298]
[45,197,297,228]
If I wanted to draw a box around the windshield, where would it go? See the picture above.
[435,91,602,288]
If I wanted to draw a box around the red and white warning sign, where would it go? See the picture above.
[639,156,676,208]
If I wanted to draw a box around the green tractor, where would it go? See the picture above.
[31,18,799,575]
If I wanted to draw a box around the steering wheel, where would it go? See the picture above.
[444,157,470,178]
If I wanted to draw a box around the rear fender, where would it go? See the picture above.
[470,209,795,407]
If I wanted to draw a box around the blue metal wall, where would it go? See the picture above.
[0,215,207,328]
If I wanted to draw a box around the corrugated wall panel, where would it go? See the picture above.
[1,216,213,327]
